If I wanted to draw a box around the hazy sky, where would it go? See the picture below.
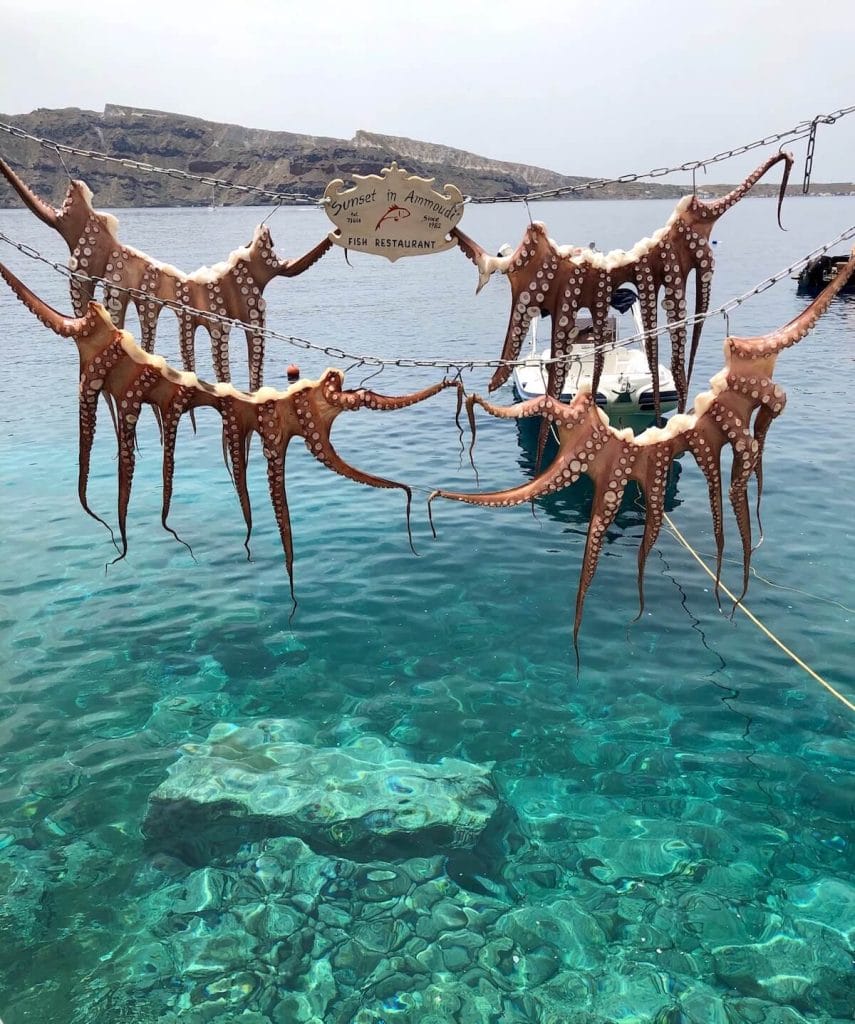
[1,0,853,184]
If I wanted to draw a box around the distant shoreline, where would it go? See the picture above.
[4,192,852,212]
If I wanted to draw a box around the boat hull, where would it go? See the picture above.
[512,355,679,417]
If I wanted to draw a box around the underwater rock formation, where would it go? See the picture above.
[144,720,498,859]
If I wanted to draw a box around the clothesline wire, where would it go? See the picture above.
[0,225,852,373]
[0,105,853,206]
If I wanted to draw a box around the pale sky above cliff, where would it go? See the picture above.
[0,0,853,183]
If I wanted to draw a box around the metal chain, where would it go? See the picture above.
[465,105,855,203]
[802,119,819,194]
[0,226,852,371]
[1,105,853,207]
[0,120,321,206]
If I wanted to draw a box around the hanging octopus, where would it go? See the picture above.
[0,262,459,599]
[429,246,855,652]
[0,158,332,390]
[453,150,793,415]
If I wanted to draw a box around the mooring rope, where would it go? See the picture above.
[662,513,854,713]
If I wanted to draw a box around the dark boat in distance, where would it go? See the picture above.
[795,254,855,294]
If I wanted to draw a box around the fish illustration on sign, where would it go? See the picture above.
[375,204,412,231]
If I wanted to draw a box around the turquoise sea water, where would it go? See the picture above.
[0,194,853,1023]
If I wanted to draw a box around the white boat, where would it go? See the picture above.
[511,298,678,417]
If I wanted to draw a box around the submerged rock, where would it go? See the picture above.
[712,933,852,1016]
[144,719,497,859]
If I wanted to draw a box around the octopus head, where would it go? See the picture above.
[57,179,100,236]
[244,224,280,283]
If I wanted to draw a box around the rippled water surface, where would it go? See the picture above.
[0,194,853,1024]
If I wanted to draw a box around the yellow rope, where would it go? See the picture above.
[662,512,855,713]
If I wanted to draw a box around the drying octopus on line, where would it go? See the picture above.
[0,158,332,390]
[429,245,855,651]
[453,150,794,415]
[0,262,461,599]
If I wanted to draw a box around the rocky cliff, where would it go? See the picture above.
[0,104,684,208]
[2,105,848,210]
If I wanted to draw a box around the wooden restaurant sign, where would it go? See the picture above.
[322,163,465,261]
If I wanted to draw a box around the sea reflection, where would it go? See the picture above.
[509,414,685,531]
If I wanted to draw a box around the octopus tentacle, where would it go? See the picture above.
[710,403,759,606]
[177,315,197,375]
[685,425,727,604]
[220,397,254,559]
[103,285,130,328]
[430,437,591,512]
[751,400,783,544]
[112,366,163,564]
[0,262,91,337]
[451,227,486,271]
[135,268,162,354]
[727,374,787,546]
[0,158,61,228]
[469,392,577,422]
[211,323,232,384]
[489,305,537,393]
[254,399,296,598]
[574,439,638,651]
[77,338,125,544]
[660,241,689,411]
[317,372,458,413]
[632,443,677,617]
[729,454,754,607]
[265,450,296,603]
[428,395,598,534]
[451,227,515,294]
[687,245,714,389]
[246,330,265,392]
[294,389,418,552]
[729,250,855,365]
[546,282,581,407]
[354,380,457,411]
[700,151,792,228]
[587,271,612,405]
[159,386,197,556]
[635,258,661,419]
[276,237,333,277]
[485,225,550,392]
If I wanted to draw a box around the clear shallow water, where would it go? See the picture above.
[0,195,853,1023]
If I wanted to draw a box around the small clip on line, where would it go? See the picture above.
[55,146,73,182]
[358,363,383,390]
[261,198,283,226]
[523,196,534,227]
